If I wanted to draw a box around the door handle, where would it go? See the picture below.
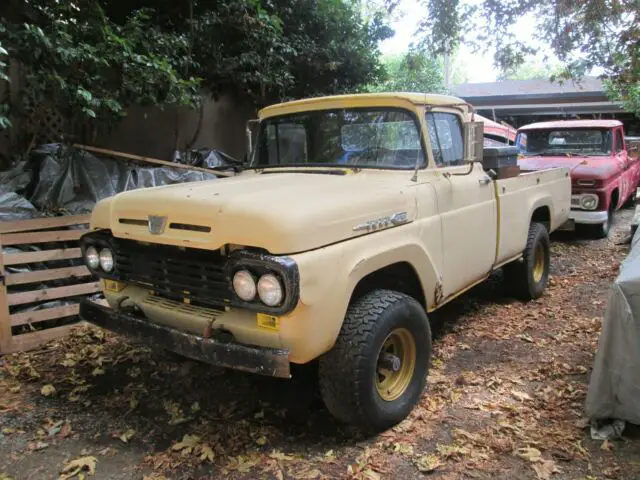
[478,177,491,186]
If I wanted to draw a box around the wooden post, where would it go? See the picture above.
[0,233,11,353]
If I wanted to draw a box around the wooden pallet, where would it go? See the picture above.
[0,214,98,354]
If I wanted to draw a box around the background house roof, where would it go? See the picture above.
[452,77,605,99]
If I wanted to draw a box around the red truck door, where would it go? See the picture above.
[614,127,638,207]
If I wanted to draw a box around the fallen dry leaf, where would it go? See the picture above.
[516,447,542,462]
[119,429,135,443]
[362,469,381,480]
[532,459,560,480]
[172,434,200,455]
[269,450,295,462]
[41,384,56,397]
[601,439,613,451]
[414,454,441,473]
[511,390,533,402]
[59,455,97,479]
[97,447,117,456]
[200,445,215,463]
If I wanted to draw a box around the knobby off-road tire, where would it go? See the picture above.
[504,222,550,300]
[318,290,431,433]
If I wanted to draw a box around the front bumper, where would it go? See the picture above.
[569,209,609,225]
[79,299,291,378]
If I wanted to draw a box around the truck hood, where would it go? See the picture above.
[98,171,416,254]
[518,155,618,181]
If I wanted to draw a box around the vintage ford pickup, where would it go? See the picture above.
[517,119,640,237]
[79,93,570,432]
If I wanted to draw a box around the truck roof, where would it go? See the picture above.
[519,119,623,131]
[476,114,517,141]
[259,92,468,119]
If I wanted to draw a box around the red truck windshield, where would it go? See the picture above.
[517,129,612,156]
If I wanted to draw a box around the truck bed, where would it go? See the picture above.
[494,167,571,265]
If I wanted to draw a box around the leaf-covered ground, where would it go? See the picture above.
[2,209,640,480]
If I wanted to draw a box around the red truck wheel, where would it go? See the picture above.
[588,208,613,239]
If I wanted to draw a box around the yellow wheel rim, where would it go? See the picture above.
[375,328,416,402]
[532,244,545,283]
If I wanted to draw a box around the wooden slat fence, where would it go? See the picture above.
[0,214,96,354]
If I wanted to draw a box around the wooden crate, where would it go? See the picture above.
[0,214,99,354]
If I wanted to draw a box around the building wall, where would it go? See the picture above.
[0,64,256,165]
[94,96,256,162]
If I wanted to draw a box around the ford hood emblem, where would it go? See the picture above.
[148,215,167,235]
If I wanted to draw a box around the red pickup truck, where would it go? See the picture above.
[517,120,640,237]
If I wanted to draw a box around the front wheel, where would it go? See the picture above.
[504,222,550,300]
[318,290,431,433]
[587,208,613,239]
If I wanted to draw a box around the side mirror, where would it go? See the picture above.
[463,121,484,163]
[245,119,259,162]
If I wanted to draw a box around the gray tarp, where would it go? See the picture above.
[585,227,640,424]
[0,144,222,324]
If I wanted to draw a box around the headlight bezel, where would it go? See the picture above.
[226,252,299,315]
[80,230,120,279]
[579,193,599,211]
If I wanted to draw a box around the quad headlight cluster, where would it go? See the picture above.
[85,245,115,272]
[232,269,284,307]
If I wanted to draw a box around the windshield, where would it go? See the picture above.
[516,128,612,156]
[251,108,425,169]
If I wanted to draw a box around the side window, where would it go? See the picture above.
[426,112,464,167]
[615,129,624,153]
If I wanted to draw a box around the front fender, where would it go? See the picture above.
[286,221,440,362]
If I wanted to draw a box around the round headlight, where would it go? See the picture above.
[233,270,257,301]
[99,248,115,272]
[580,194,598,210]
[85,246,100,269]
[257,273,284,307]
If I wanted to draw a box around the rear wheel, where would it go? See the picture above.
[318,290,431,433]
[504,222,550,300]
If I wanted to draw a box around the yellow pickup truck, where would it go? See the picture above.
[79,93,570,432]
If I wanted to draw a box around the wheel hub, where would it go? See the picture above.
[532,244,545,283]
[375,328,416,402]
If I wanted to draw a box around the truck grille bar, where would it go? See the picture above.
[111,238,231,307]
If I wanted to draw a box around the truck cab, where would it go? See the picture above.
[517,120,639,237]
[79,93,570,432]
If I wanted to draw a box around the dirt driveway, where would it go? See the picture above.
[1,209,639,480]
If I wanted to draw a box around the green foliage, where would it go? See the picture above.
[414,0,639,115]
[606,81,640,119]
[269,0,392,102]
[499,59,565,81]
[370,52,446,93]
[1,0,392,135]
[1,1,200,130]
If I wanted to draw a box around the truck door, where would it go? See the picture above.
[425,111,497,298]
[614,127,632,206]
